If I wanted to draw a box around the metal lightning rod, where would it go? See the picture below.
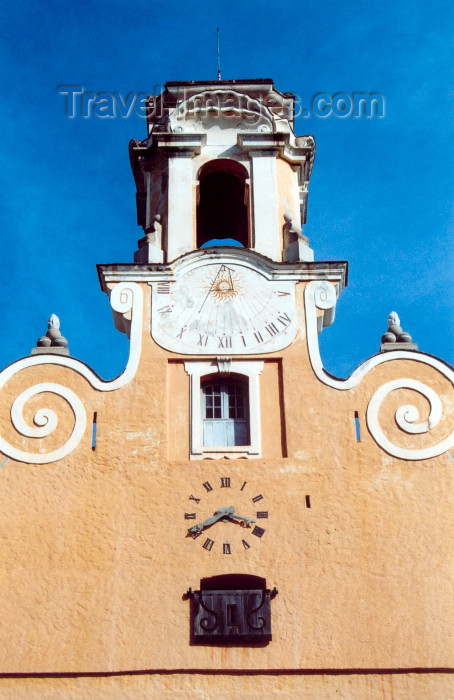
[217,27,222,80]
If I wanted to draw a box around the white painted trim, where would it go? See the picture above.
[167,153,195,261]
[0,384,87,465]
[169,89,274,134]
[184,360,264,459]
[0,283,143,464]
[305,280,454,460]
[248,150,280,261]
[366,379,454,460]
[98,248,348,286]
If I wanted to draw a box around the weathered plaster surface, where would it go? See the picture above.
[0,276,451,688]
[0,673,453,699]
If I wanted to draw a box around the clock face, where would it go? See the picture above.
[185,476,268,554]
[151,261,296,354]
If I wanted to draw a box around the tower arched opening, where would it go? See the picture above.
[197,160,249,249]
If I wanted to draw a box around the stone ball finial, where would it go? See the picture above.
[33,314,69,355]
[36,335,51,347]
[380,311,415,350]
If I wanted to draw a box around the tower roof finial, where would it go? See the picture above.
[216,27,221,81]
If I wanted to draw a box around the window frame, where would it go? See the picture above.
[202,376,250,448]
[184,360,263,459]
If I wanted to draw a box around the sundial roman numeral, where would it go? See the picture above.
[265,322,279,336]
[277,312,291,327]
[158,305,172,315]
[218,335,232,348]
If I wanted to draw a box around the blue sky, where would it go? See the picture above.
[1,0,452,378]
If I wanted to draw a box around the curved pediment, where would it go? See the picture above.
[168,89,274,134]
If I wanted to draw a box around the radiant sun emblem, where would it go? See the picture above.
[204,266,241,302]
[211,277,238,300]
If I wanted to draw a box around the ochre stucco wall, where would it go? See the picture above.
[0,279,452,698]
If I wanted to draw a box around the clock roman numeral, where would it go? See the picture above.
[220,477,231,488]
[223,543,231,555]
[256,511,268,518]
[252,526,265,538]
[242,539,251,550]
[252,494,263,503]
[188,494,200,504]
[184,513,197,519]
[203,538,214,551]
[202,481,213,493]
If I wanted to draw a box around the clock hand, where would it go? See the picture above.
[188,506,235,535]
[227,513,256,527]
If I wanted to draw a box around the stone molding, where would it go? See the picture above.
[168,89,274,134]
[98,248,347,286]
[238,132,315,178]
[99,251,346,336]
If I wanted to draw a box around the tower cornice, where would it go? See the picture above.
[97,249,348,290]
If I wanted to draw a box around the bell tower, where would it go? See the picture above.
[0,78,452,699]
[130,79,315,263]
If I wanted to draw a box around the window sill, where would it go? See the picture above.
[190,446,260,460]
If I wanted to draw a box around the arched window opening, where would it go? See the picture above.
[202,376,249,447]
[197,160,249,249]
